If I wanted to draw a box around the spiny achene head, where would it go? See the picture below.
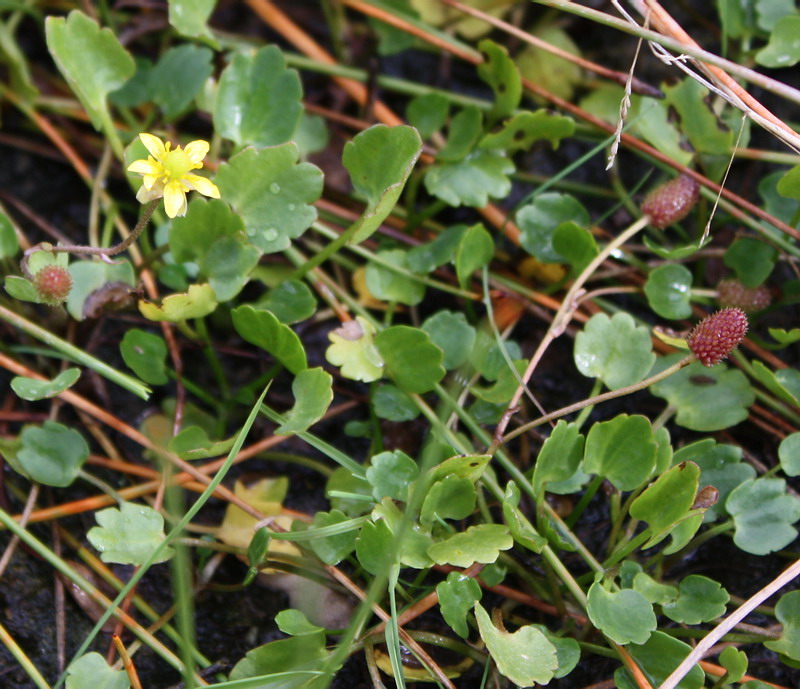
[33,265,72,305]
[687,308,748,366]
[641,175,700,229]
[717,278,771,313]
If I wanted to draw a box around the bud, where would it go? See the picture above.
[687,308,748,366]
[641,175,700,229]
[33,265,72,305]
[717,278,771,313]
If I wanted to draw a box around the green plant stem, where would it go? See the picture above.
[565,475,603,529]
[0,305,151,400]
[0,621,52,689]
[492,214,651,451]
[502,355,694,444]
[603,528,653,569]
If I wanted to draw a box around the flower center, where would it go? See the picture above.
[161,145,197,181]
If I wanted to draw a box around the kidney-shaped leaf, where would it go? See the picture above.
[518,192,589,263]
[587,580,656,645]
[18,421,89,487]
[344,124,422,244]
[215,45,303,148]
[727,477,800,555]
[475,603,558,687]
[644,264,693,319]
[756,15,800,68]
[11,368,80,401]
[662,575,729,625]
[366,450,419,502]
[374,325,445,394]
[232,305,307,374]
[216,143,323,253]
[575,312,655,390]
[66,652,130,689]
[87,502,174,565]
[326,316,384,383]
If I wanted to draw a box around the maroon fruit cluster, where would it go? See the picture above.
[641,175,700,229]
[717,278,771,313]
[687,308,748,366]
[33,265,72,305]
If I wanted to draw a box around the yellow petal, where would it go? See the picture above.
[184,140,210,165]
[184,174,220,198]
[163,182,188,218]
[139,133,166,159]
[136,184,162,203]
[127,159,161,175]
[142,173,162,191]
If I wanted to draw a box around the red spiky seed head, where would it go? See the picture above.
[641,175,700,229]
[33,265,72,305]
[687,308,748,366]
[717,278,771,313]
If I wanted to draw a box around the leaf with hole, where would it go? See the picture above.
[87,502,174,565]
[343,124,422,244]
[476,39,521,122]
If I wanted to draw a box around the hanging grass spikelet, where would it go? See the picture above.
[641,175,700,229]
[687,308,748,366]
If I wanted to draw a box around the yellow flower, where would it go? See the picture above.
[127,133,220,218]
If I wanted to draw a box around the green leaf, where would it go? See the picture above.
[756,15,800,67]
[719,646,748,683]
[552,221,597,274]
[476,39,521,122]
[276,368,333,435]
[515,22,582,102]
[503,485,547,553]
[229,633,328,688]
[327,467,373,517]
[644,264,693,319]
[45,11,134,130]
[583,414,657,491]
[756,0,797,31]
[366,450,419,501]
[724,237,777,287]
[586,580,656,645]
[372,384,419,421]
[532,625,581,679]
[632,572,678,605]
[674,439,755,521]
[18,421,89,487]
[87,502,174,565]
[428,524,512,567]
[120,329,168,385]
[355,518,395,575]
[474,603,558,686]
[365,249,426,305]
[769,328,800,347]
[171,198,259,302]
[66,652,130,689]
[374,325,445,394]
[650,354,755,431]
[67,258,136,321]
[574,312,655,390]
[168,0,217,40]
[424,149,514,207]
[727,477,800,555]
[471,359,527,404]
[326,316,384,383]
[232,305,307,374]
[4,275,39,303]
[455,223,493,288]
[532,421,584,494]
[215,143,323,253]
[420,475,476,524]
[662,575,729,624]
[0,210,19,258]
[407,224,466,273]
[421,310,476,370]
[518,193,589,263]
[777,164,800,201]
[437,106,483,162]
[765,591,800,660]
[343,124,422,244]
[630,462,700,548]
[407,92,449,139]
[437,572,482,638]
[168,426,235,461]
[11,368,80,401]
[428,454,490,483]
[275,609,324,638]
[257,279,316,324]
[215,46,302,147]
[308,509,357,565]
[480,110,575,152]
[148,44,213,119]
[779,433,800,476]
[139,283,218,322]
[615,632,705,689]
